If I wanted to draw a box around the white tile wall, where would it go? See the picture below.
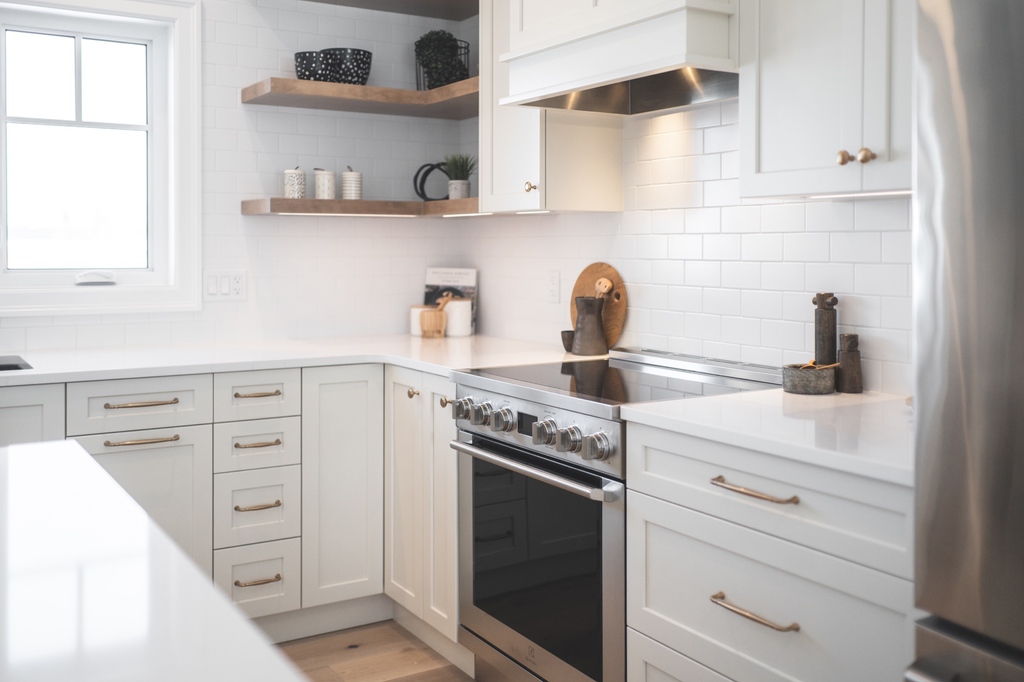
[0,1,913,395]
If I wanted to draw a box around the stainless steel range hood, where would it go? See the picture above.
[499,1,738,115]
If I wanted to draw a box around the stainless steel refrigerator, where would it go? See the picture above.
[909,1,1024,679]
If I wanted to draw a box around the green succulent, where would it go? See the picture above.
[443,154,477,181]
[415,30,469,89]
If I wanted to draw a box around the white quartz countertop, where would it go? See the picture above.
[0,439,307,682]
[621,389,915,486]
[0,335,571,387]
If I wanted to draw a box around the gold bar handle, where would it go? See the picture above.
[104,397,179,410]
[234,438,283,450]
[710,475,799,505]
[104,435,181,447]
[234,573,282,588]
[234,500,282,512]
[710,592,800,632]
[234,389,282,399]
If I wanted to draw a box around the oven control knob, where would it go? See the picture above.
[470,402,493,426]
[490,407,516,433]
[554,425,583,454]
[452,398,474,420]
[532,419,557,446]
[582,432,612,461]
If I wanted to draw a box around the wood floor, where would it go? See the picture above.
[279,621,474,682]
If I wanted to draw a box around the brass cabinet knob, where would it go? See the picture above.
[524,181,537,192]
[836,149,854,166]
[439,396,453,408]
[407,388,420,399]
[856,147,877,163]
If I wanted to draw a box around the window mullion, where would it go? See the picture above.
[74,34,82,122]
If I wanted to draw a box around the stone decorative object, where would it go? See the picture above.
[341,169,362,200]
[812,292,839,365]
[314,169,335,199]
[836,333,863,393]
[571,297,608,356]
[283,168,305,198]
[783,364,835,394]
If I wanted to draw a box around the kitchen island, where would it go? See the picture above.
[0,439,308,682]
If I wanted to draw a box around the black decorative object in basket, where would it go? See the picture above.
[415,30,469,90]
[295,48,372,85]
[321,48,372,85]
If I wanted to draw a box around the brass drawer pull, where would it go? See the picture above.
[710,475,799,505]
[104,434,181,447]
[710,592,800,632]
[407,388,420,399]
[234,573,282,588]
[475,530,513,543]
[234,389,282,399]
[104,397,179,410]
[234,500,282,512]
[234,438,283,450]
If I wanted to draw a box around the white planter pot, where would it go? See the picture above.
[448,179,470,200]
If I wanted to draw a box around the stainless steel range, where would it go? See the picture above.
[450,348,782,682]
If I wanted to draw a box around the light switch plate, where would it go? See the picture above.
[203,270,247,301]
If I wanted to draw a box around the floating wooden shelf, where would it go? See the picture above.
[242,197,480,218]
[241,77,479,120]
[302,0,476,21]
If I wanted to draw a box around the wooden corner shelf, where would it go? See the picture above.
[241,76,479,120]
[242,197,480,218]
[302,0,477,21]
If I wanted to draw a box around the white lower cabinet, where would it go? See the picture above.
[302,364,384,608]
[74,424,214,576]
[384,366,459,641]
[213,465,302,549]
[627,629,730,682]
[0,383,65,446]
[214,538,302,618]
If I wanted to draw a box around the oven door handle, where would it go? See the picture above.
[451,440,623,503]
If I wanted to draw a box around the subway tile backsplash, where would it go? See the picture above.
[0,0,912,397]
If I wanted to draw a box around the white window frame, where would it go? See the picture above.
[0,0,200,316]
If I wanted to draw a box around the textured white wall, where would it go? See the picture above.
[0,0,912,395]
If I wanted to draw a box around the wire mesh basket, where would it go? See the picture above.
[416,39,469,91]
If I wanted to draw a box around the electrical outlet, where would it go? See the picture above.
[203,270,247,301]
[546,270,560,304]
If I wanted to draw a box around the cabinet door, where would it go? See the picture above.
[421,372,458,641]
[384,365,425,614]
[73,424,213,576]
[0,384,65,446]
[739,0,909,197]
[301,364,384,608]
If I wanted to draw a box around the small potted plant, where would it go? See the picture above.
[443,154,477,200]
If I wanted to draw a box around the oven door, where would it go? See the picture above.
[453,430,625,682]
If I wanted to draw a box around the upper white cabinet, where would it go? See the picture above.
[0,384,64,447]
[301,364,384,609]
[738,0,911,197]
[384,366,460,642]
[479,0,623,214]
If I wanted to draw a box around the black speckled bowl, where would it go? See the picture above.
[294,51,329,81]
[320,48,372,85]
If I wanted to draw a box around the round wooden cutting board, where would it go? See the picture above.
[570,263,627,348]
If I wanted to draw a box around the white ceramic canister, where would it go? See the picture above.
[341,171,362,200]
[314,169,336,199]
[284,168,306,198]
[445,298,473,337]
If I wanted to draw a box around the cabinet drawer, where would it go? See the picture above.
[627,423,913,578]
[627,491,916,682]
[213,416,301,473]
[214,465,301,549]
[67,374,212,436]
[627,628,730,682]
[213,369,301,422]
[214,538,301,618]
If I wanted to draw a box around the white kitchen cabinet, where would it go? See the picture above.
[384,366,460,642]
[74,424,214,576]
[627,628,731,682]
[0,384,64,446]
[212,368,301,422]
[738,0,912,197]
[302,364,384,608]
[213,464,302,549]
[214,537,302,619]
[66,374,213,436]
[479,0,623,214]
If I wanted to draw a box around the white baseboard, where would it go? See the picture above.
[392,603,476,677]
[253,594,393,644]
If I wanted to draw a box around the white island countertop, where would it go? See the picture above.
[0,335,570,387]
[621,389,915,486]
[0,439,308,682]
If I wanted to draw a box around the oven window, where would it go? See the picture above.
[470,456,604,681]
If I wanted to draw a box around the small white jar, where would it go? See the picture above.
[445,298,473,337]
[283,169,306,198]
[341,171,362,200]
[314,169,336,199]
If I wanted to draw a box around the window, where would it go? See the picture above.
[0,0,200,315]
